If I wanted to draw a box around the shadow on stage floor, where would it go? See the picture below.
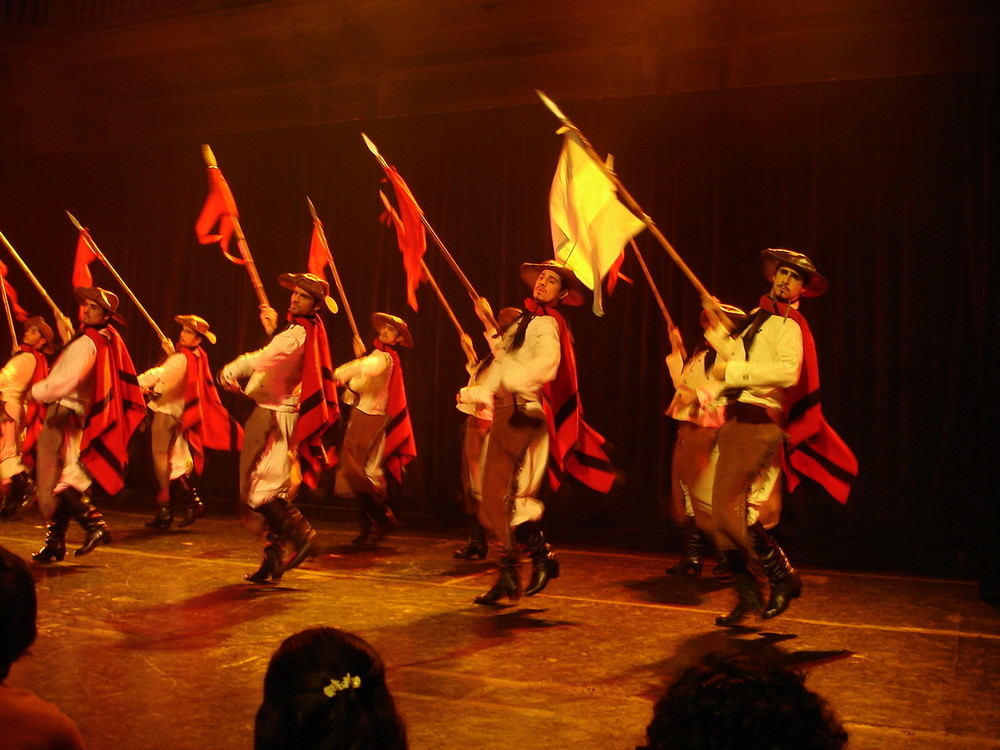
[2,501,998,750]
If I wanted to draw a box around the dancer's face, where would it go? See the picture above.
[23,326,46,350]
[178,326,203,348]
[771,265,805,304]
[289,287,319,317]
[81,299,110,326]
[532,270,566,305]
[378,323,401,346]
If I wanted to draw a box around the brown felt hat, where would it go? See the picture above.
[761,248,829,298]
[372,312,413,348]
[278,272,338,313]
[518,260,586,307]
[24,315,55,354]
[174,314,217,345]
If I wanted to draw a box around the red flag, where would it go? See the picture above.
[0,260,29,322]
[72,229,98,290]
[307,224,328,280]
[195,167,244,265]
[376,163,426,312]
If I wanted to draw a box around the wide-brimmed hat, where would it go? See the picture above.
[372,312,413,348]
[278,272,338,314]
[519,260,586,307]
[174,314,217,345]
[761,248,829,298]
[23,315,55,354]
[74,286,125,323]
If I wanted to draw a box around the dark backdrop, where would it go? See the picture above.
[0,72,992,579]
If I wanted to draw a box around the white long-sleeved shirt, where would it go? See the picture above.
[334,350,393,416]
[478,314,560,404]
[221,325,305,413]
[714,309,803,412]
[30,333,99,414]
[138,351,187,418]
[0,351,38,421]
[665,349,726,429]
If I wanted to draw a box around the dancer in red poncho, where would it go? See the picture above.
[706,249,857,625]
[138,314,242,530]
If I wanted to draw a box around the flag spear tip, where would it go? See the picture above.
[536,89,569,124]
[65,210,83,230]
[306,196,319,221]
[201,144,218,168]
[361,132,379,156]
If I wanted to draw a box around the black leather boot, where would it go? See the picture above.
[453,514,488,560]
[351,494,376,546]
[715,550,763,626]
[61,488,111,556]
[32,505,70,562]
[145,500,174,529]
[172,476,205,528]
[278,500,317,574]
[474,556,523,605]
[666,516,704,576]
[517,521,560,597]
[245,533,284,583]
[1,471,36,517]
[750,522,802,619]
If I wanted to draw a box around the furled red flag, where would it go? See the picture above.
[376,163,427,312]
[549,130,645,316]
[195,166,244,265]
[307,223,328,281]
[71,229,99,290]
[0,261,29,322]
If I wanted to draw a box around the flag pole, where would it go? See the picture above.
[536,90,732,328]
[0,276,18,355]
[306,197,366,358]
[65,212,174,353]
[631,240,686,361]
[419,258,478,366]
[0,227,74,343]
[361,133,499,334]
[201,145,272,313]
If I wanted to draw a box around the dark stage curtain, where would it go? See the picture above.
[0,72,991,575]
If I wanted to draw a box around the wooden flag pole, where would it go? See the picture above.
[631,240,686,361]
[0,275,18,355]
[0,227,74,343]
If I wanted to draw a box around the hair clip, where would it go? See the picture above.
[323,673,362,698]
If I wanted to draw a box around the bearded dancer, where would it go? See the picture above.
[29,288,145,561]
[333,313,415,548]
[219,273,339,583]
[0,317,54,517]
[139,315,242,529]
[473,260,615,605]
[707,249,857,625]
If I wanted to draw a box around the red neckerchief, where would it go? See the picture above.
[522,298,615,493]
[758,294,858,503]
[289,313,340,489]
[80,325,145,495]
[373,338,416,484]
[18,345,49,462]
[179,345,243,476]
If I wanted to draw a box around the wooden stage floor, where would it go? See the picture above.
[2,502,998,749]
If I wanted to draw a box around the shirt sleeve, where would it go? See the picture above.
[31,336,97,404]
[498,315,561,398]
[222,327,305,381]
[724,317,803,389]
[138,352,186,393]
[334,350,390,383]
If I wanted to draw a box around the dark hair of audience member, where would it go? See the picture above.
[254,626,407,750]
[0,545,38,681]
[639,650,848,750]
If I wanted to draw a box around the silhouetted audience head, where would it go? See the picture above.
[255,626,407,750]
[639,650,848,750]
[0,545,38,681]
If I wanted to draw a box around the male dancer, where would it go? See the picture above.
[707,249,856,624]
[30,287,145,560]
[473,260,614,604]
[219,273,339,583]
[0,316,53,516]
[139,314,242,529]
[333,313,415,548]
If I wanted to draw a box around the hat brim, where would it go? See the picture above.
[760,250,829,298]
[371,312,413,348]
[278,273,337,313]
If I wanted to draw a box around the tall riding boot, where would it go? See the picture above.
[666,517,704,576]
[245,532,284,583]
[367,496,398,545]
[145,490,174,530]
[715,550,763,626]
[61,488,112,556]
[351,494,376,547]
[517,521,560,597]
[278,500,317,574]
[32,504,70,562]
[473,555,523,605]
[1,471,36,517]
[453,514,488,560]
[750,522,802,619]
[173,476,206,528]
